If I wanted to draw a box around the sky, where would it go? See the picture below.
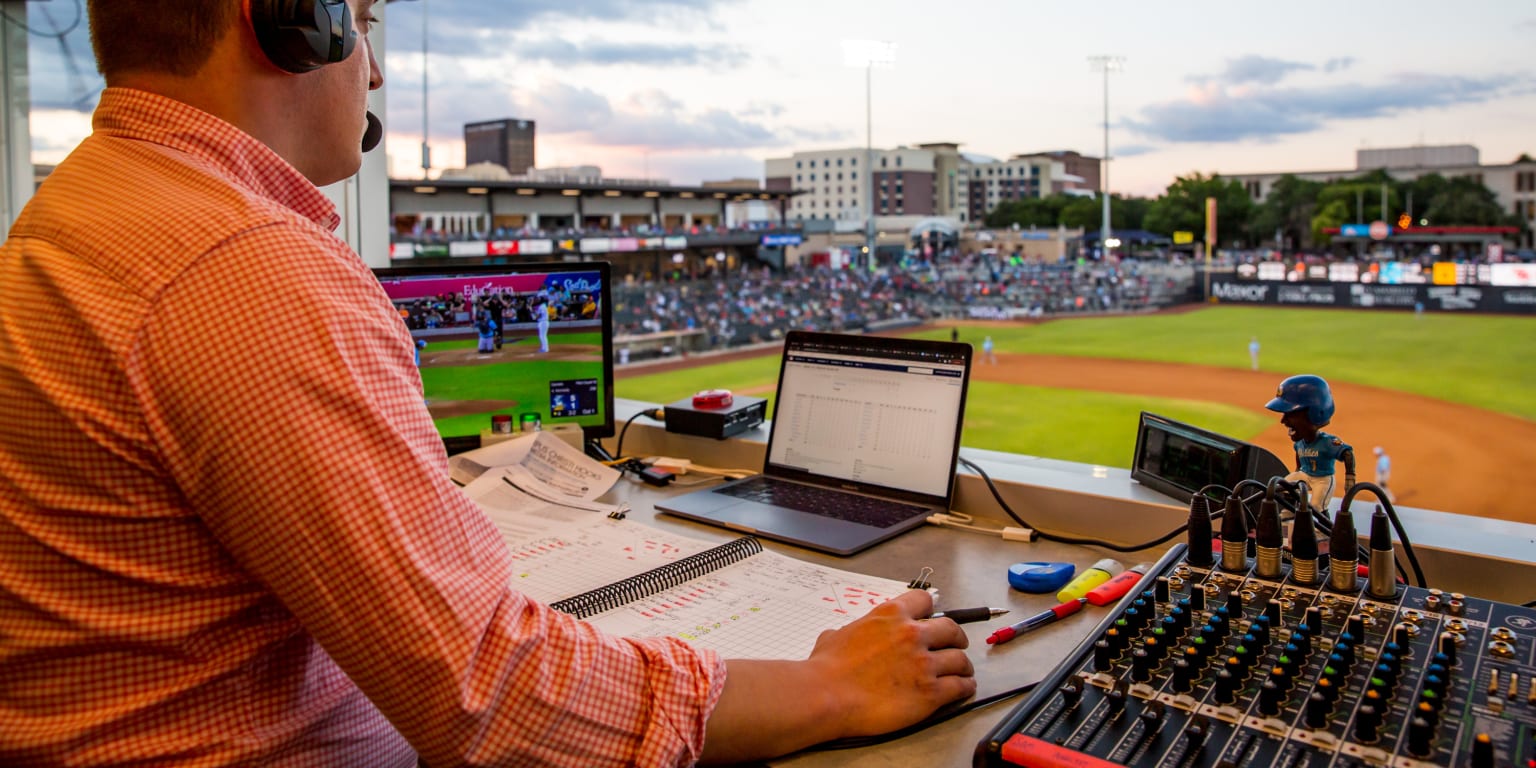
[24,0,1536,197]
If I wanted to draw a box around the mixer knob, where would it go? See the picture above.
[1105,626,1127,652]
[1265,599,1283,627]
[1130,648,1152,683]
[1139,699,1167,727]
[1257,680,1283,717]
[1189,589,1206,613]
[1171,659,1194,693]
[1145,634,1166,662]
[1380,645,1404,673]
[1123,607,1145,631]
[1304,691,1331,729]
[1168,605,1189,632]
[1315,676,1339,705]
[1278,649,1301,678]
[1347,614,1365,639]
[1227,590,1243,615]
[1211,606,1231,636]
[1266,664,1292,693]
[1058,676,1085,706]
[1353,704,1381,744]
[1213,669,1237,704]
[1155,577,1171,604]
[1304,605,1323,628]
[1249,618,1271,647]
[1093,640,1114,672]
[1372,661,1398,691]
[1438,632,1458,667]
[1290,627,1312,657]
[1321,662,1346,692]
[1333,640,1355,669]
[1414,699,1439,731]
[1233,643,1257,676]
[1407,716,1436,758]
[1471,733,1494,768]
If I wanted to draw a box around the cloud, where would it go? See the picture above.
[1111,144,1159,158]
[1217,55,1313,86]
[1323,56,1356,74]
[1126,72,1528,144]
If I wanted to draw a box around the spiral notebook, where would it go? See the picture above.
[466,473,916,660]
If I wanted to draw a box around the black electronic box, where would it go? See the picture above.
[663,395,767,440]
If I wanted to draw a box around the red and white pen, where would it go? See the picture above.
[986,598,1087,645]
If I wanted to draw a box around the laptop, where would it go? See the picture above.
[657,331,972,555]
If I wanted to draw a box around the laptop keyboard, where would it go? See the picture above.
[715,477,929,528]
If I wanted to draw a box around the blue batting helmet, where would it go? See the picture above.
[1265,374,1335,427]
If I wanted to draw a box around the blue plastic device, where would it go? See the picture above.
[1007,561,1076,593]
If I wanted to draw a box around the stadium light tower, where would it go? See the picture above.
[1088,55,1124,259]
[843,39,897,270]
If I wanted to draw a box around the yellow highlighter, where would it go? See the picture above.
[1057,558,1124,603]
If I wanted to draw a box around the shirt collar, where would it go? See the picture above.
[91,87,341,232]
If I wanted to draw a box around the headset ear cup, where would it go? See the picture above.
[250,0,356,74]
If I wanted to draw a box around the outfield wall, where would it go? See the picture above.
[1205,277,1536,314]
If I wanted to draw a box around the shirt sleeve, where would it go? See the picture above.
[130,223,725,767]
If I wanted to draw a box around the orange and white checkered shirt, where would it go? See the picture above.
[0,88,724,768]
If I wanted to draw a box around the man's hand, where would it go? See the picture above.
[803,589,976,736]
[701,589,976,763]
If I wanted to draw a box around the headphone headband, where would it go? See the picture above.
[249,0,356,74]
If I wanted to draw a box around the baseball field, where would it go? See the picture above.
[614,306,1536,524]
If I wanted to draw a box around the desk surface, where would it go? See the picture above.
[600,478,1165,768]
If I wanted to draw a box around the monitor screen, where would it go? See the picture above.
[373,261,615,441]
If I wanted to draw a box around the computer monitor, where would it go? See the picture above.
[373,261,615,446]
[1130,411,1289,503]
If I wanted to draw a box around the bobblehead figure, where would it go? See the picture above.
[1265,374,1355,513]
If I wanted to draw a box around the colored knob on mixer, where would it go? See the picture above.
[1471,733,1494,768]
[1380,647,1403,674]
[1196,626,1219,658]
[1291,626,1312,657]
[1093,640,1114,672]
[1257,680,1283,717]
[1372,661,1398,691]
[1131,648,1152,682]
[1105,626,1127,652]
[1211,605,1230,634]
[1321,663,1346,692]
[1145,634,1166,662]
[1171,658,1193,693]
[1353,704,1381,744]
[1123,607,1145,631]
[1414,699,1439,730]
[1347,614,1365,639]
[1437,633,1458,667]
[1315,675,1339,704]
[1304,691,1330,729]
[1304,605,1322,628]
[1249,618,1271,648]
[1266,664,1292,693]
[1333,640,1355,669]
[1407,716,1436,758]
[1169,605,1190,632]
[1213,669,1237,704]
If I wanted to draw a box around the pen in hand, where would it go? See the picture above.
[985,598,1087,645]
[928,607,1008,625]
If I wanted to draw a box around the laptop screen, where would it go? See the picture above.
[764,332,971,501]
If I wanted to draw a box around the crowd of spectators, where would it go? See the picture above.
[395,219,798,245]
[610,250,1195,354]
[395,286,597,332]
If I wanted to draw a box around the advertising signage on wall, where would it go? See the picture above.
[1208,278,1535,314]
[761,233,804,246]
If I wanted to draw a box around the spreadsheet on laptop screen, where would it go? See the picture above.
[766,344,967,497]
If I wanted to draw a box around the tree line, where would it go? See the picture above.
[984,167,1529,251]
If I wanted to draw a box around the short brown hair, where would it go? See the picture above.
[88,1,239,79]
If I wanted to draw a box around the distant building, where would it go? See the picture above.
[764,144,1099,228]
[1224,144,1535,250]
[463,118,536,177]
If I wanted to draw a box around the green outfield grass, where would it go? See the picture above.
[612,307,1536,467]
[421,332,607,436]
[910,307,1536,421]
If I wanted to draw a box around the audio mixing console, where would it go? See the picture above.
[976,541,1536,767]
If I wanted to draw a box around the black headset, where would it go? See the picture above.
[248,0,357,74]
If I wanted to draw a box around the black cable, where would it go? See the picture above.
[1339,482,1427,589]
[1524,599,1536,608]
[958,456,1203,553]
[613,407,664,462]
[808,681,1037,751]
